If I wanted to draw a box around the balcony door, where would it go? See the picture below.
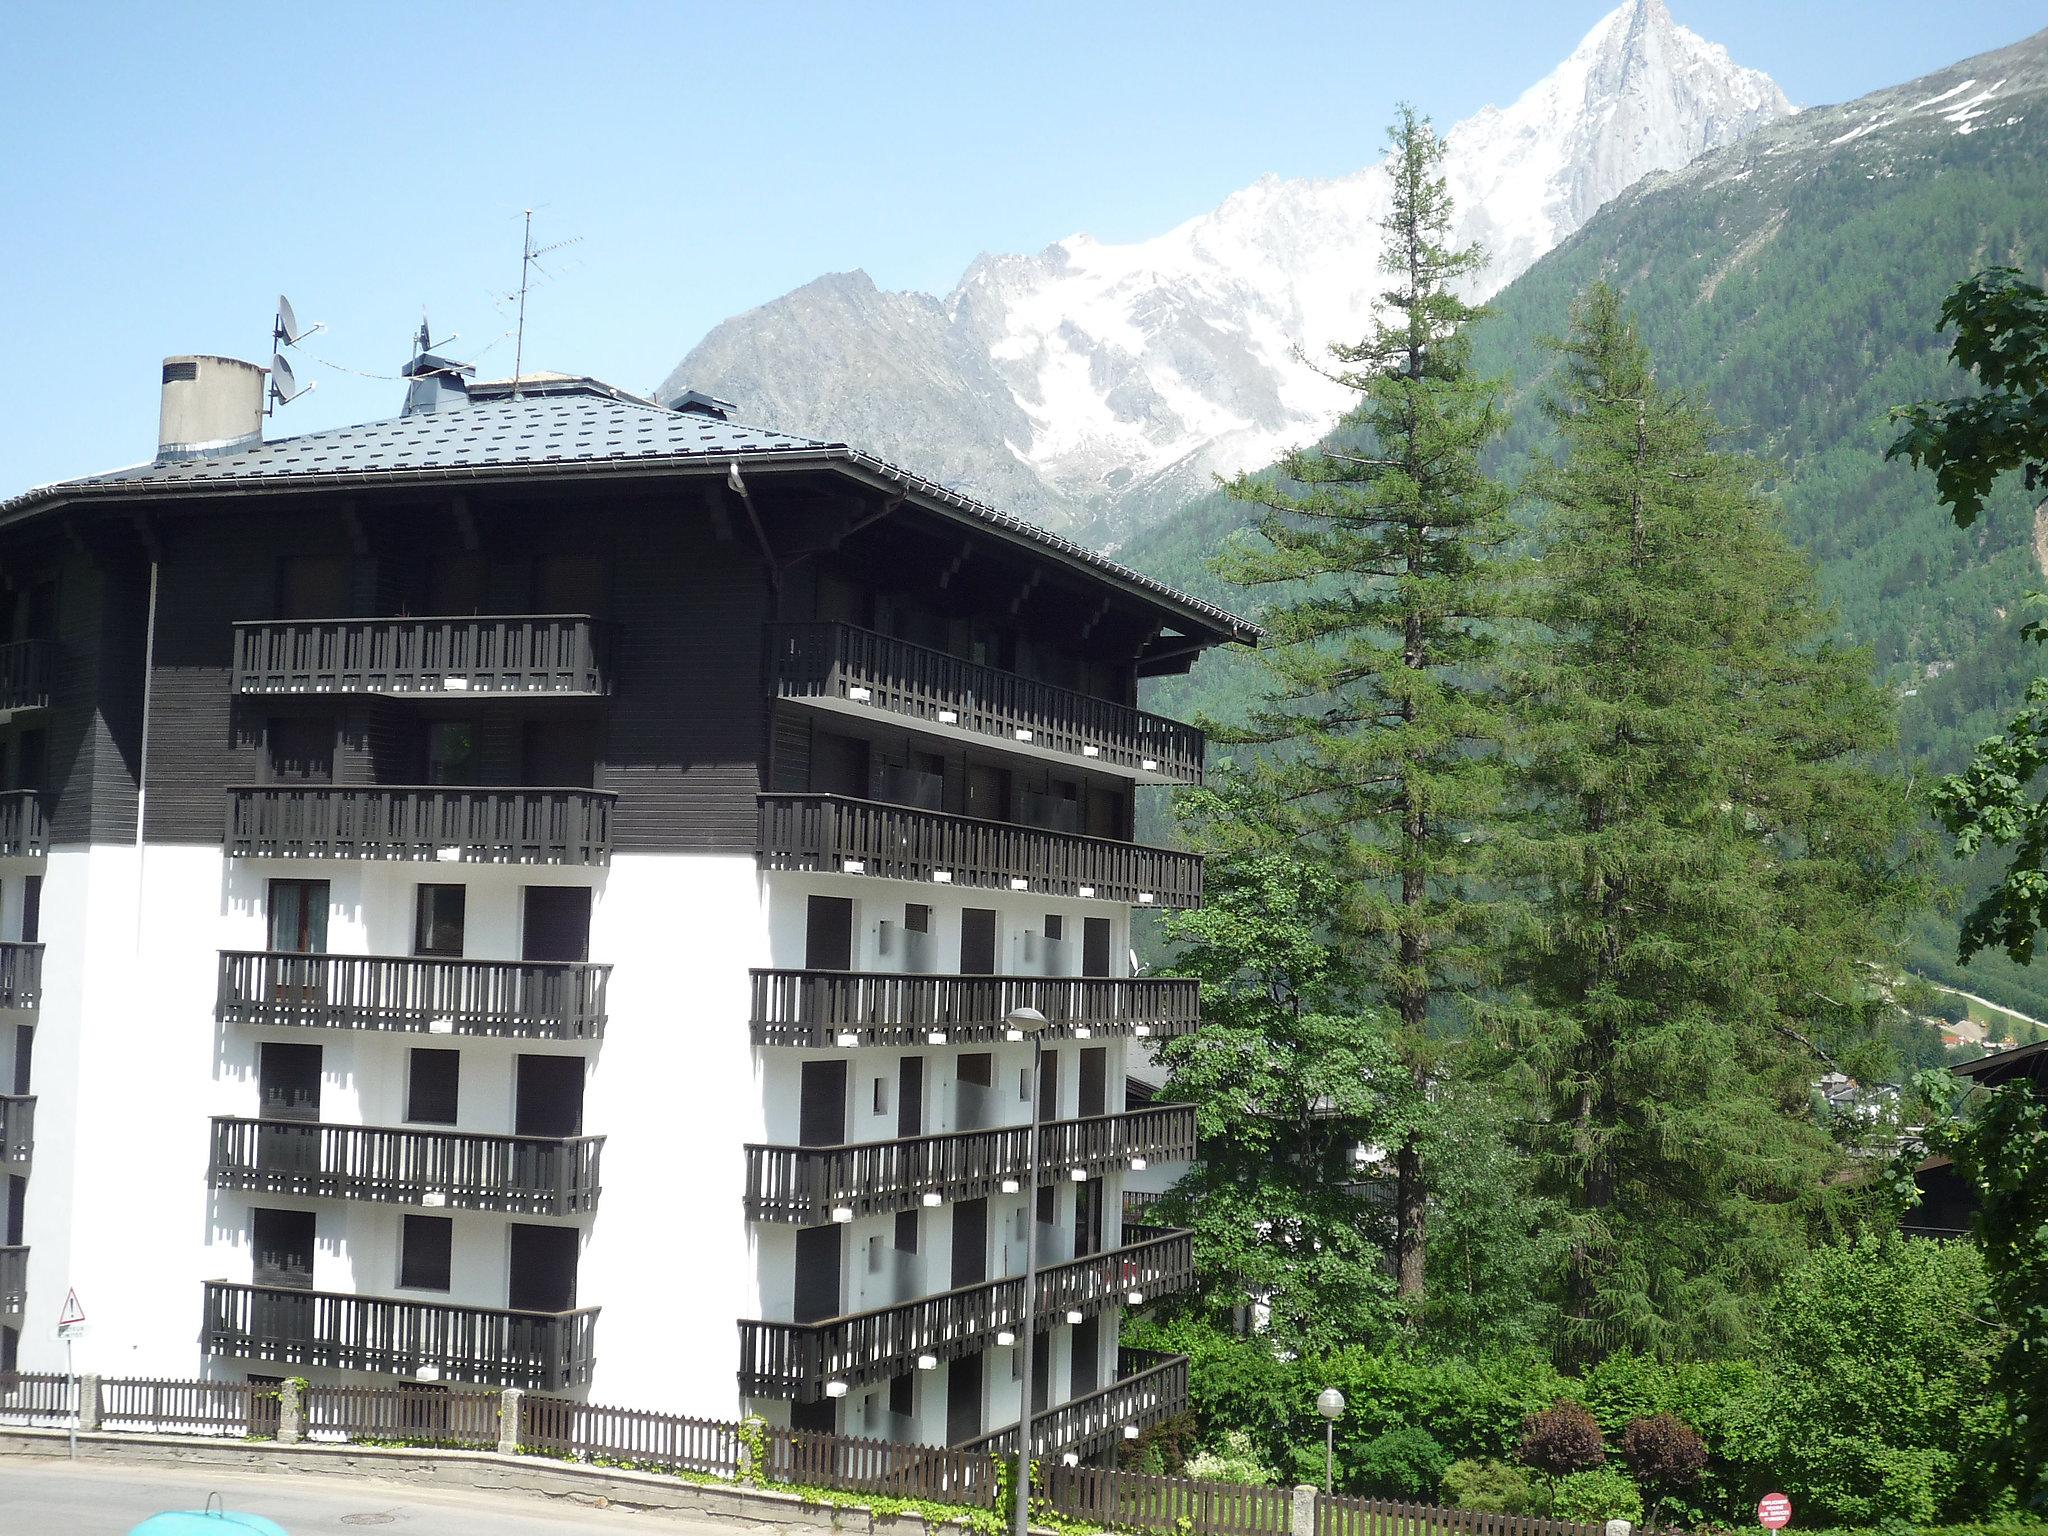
[965,763,1008,822]
[516,1056,584,1137]
[10,1024,29,1096]
[799,1060,848,1147]
[6,1174,23,1246]
[1082,917,1112,978]
[954,1053,993,1132]
[897,1056,923,1139]
[523,887,592,963]
[958,909,997,976]
[793,1223,843,1324]
[265,717,334,785]
[950,1198,987,1289]
[945,1352,982,1445]
[267,879,329,955]
[251,1207,316,1290]
[508,1223,578,1312]
[1078,1047,1107,1119]
[521,720,598,789]
[804,896,853,972]
[257,1042,322,1176]
[18,875,37,944]
[1073,1176,1103,1259]
[1070,1316,1100,1396]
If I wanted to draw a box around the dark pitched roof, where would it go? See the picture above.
[1953,1036,2048,1089]
[1,385,1260,644]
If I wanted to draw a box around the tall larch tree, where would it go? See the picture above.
[1498,284,1926,1363]
[1209,106,1515,1304]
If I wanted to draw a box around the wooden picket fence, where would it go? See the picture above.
[302,1383,499,1448]
[1046,1464,1296,1536]
[521,1393,744,1477]
[98,1376,272,1437]
[759,1422,999,1506]
[0,1371,75,1426]
[1319,1493,1603,1536]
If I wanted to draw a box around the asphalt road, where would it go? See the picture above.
[0,1455,763,1534]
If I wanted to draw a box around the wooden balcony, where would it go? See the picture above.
[226,786,615,865]
[0,791,47,859]
[749,969,1199,1049]
[218,950,609,1040]
[0,640,53,716]
[737,1227,1194,1401]
[233,615,607,697]
[0,1094,30,1171]
[757,794,1201,908]
[769,623,1203,785]
[745,1104,1196,1223]
[202,1280,597,1391]
[0,942,41,1010]
[209,1117,604,1216]
[0,1245,24,1320]
[961,1348,1189,1461]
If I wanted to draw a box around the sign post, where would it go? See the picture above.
[1758,1493,1793,1531]
[55,1288,86,1461]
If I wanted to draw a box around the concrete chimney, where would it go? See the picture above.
[157,355,265,462]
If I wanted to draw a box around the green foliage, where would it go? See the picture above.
[1492,283,1928,1364]
[1551,1466,1644,1524]
[1439,1458,1541,1516]
[1350,1427,1454,1500]
[1185,1429,1278,1487]
[1921,1072,2048,1512]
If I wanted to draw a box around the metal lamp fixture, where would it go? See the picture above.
[1006,1005,1049,1536]
[1316,1387,1346,1494]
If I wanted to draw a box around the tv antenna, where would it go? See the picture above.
[269,293,320,414]
[510,208,582,396]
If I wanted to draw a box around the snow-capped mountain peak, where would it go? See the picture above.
[660,0,1791,540]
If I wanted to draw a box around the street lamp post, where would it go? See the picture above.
[1316,1387,1346,1496]
[1007,1005,1050,1536]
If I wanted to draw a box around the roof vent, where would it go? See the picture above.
[663,388,735,421]
[157,355,266,462]
[401,317,476,417]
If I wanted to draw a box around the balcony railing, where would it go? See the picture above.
[218,950,609,1040]
[745,1104,1197,1223]
[769,623,1202,784]
[0,1245,24,1319]
[209,1117,604,1216]
[202,1280,597,1391]
[961,1348,1189,1461]
[0,791,47,859]
[227,786,615,865]
[233,616,608,697]
[757,795,1201,909]
[750,969,1199,1049]
[0,942,42,1009]
[0,640,53,715]
[738,1227,1194,1401]
[0,1094,30,1170]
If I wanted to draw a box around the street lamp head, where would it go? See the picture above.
[1004,1005,1049,1036]
[1316,1388,1346,1422]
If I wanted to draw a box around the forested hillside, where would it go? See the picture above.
[1125,28,2048,1022]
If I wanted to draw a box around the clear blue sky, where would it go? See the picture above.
[2,1,2041,491]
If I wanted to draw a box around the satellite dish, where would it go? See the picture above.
[268,352,312,411]
[273,293,324,349]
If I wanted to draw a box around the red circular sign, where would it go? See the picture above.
[1758,1494,1793,1529]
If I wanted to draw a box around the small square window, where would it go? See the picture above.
[407,1049,460,1125]
[904,903,931,934]
[400,1215,453,1291]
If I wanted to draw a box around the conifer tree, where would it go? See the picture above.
[1211,106,1514,1303]
[1498,285,1925,1363]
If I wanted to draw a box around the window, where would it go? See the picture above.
[400,1215,453,1292]
[413,885,466,958]
[872,1076,889,1117]
[267,879,329,954]
[867,1235,886,1274]
[427,721,478,786]
[805,896,854,971]
[889,1373,913,1420]
[904,904,931,934]
[960,909,997,975]
[18,876,36,945]
[894,1210,919,1254]
[1044,915,1063,942]
[407,1048,460,1125]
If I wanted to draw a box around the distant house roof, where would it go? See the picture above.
[1,382,1260,646]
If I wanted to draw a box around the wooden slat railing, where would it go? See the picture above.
[756,1423,997,1503]
[99,1376,270,1437]
[520,1395,744,1475]
[768,622,1202,783]
[1045,1464,1295,1536]
[0,790,48,858]
[302,1382,501,1447]
[233,616,608,697]
[217,950,609,1039]
[201,1280,598,1391]
[738,1227,1195,1400]
[1316,1494,1606,1536]
[0,1245,25,1316]
[758,794,1202,908]
[0,639,54,715]
[961,1347,1188,1462]
[209,1117,604,1215]
[0,1094,31,1169]
[226,786,615,865]
[749,969,1199,1048]
[0,1371,76,1426]
[746,1104,1196,1222]
[0,942,42,1009]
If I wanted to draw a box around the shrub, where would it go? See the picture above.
[1620,1414,1707,1512]
[1519,1400,1607,1477]
[1185,1430,1276,1488]
[1440,1458,1541,1515]
[1551,1466,1644,1524]
[1352,1427,1453,1500]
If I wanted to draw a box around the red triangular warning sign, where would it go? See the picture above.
[57,1288,85,1326]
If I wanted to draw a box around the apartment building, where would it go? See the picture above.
[0,352,1253,1458]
